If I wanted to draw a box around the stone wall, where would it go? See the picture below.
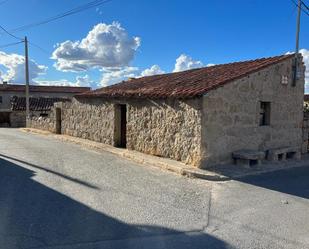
[59,98,115,145]
[55,97,203,166]
[10,111,26,127]
[127,98,202,166]
[27,111,56,133]
[24,56,305,169]
[201,57,305,167]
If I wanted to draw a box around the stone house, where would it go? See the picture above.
[10,96,70,128]
[0,83,90,127]
[28,54,305,168]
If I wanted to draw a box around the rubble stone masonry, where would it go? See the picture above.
[201,58,305,167]
[27,57,305,168]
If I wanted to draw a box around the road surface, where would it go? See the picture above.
[0,128,308,249]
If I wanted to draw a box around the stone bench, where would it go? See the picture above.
[232,150,265,168]
[267,147,301,161]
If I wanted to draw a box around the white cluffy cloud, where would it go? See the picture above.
[173,54,203,72]
[100,65,165,87]
[140,65,165,77]
[288,49,309,92]
[100,67,138,87]
[52,22,141,72]
[300,49,309,90]
[0,51,47,83]
[100,54,207,86]
[36,74,94,87]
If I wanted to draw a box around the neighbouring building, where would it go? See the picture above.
[28,54,306,168]
[10,96,70,128]
[0,83,90,127]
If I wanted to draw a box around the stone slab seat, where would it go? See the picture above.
[232,150,265,168]
[267,146,301,161]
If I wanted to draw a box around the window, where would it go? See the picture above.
[0,96,2,104]
[259,102,271,126]
[281,75,288,85]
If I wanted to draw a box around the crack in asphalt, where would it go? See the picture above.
[201,183,213,231]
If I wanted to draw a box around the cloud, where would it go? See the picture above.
[35,79,77,86]
[0,51,47,83]
[52,22,141,72]
[36,74,95,88]
[100,67,138,87]
[98,54,209,86]
[300,49,309,86]
[75,75,94,87]
[173,54,203,72]
[140,65,165,77]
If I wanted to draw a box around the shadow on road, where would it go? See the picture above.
[239,165,309,199]
[0,154,99,190]
[0,157,231,249]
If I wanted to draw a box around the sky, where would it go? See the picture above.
[0,0,308,91]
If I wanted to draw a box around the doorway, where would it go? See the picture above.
[55,108,61,134]
[115,104,127,148]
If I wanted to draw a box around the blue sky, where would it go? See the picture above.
[0,0,308,89]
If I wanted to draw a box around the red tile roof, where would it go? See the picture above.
[79,54,295,99]
[0,84,90,93]
[11,96,70,111]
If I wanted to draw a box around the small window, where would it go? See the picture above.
[281,75,288,85]
[259,102,271,126]
[40,113,48,117]
[0,96,2,104]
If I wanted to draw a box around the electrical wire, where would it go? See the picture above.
[291,0,309,16]
[301,0,309,11]
[9,0,113,33]
[0,25,23,41]
[0,41,24,49]
[28,40,50,55]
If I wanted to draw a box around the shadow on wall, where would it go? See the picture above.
[0,157,232,249]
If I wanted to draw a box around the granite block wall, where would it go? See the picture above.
[201,57,305,167]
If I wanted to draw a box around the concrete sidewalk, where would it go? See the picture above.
[21,128,309,181]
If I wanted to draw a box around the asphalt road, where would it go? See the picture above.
[0,128,308,249]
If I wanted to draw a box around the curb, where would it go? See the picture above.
[20,128,309,182]
[20,128,229,181]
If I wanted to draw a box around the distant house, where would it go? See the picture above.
[28,54,306,168]
[0,83,90,127]
[9,96,71,128]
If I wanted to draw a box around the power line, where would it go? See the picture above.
[0,25,23,41]
[0,41,24,49]
[28,40,50,55]
[8,0,113,33]
[291,0,309,16]
[301,0,309,11]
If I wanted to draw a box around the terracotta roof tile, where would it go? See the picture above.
[11,96,70,111]
[79,54,295,99]
[0,84,90,93]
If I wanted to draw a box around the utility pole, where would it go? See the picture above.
[24,36,30,118]
[293,0,302,86]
